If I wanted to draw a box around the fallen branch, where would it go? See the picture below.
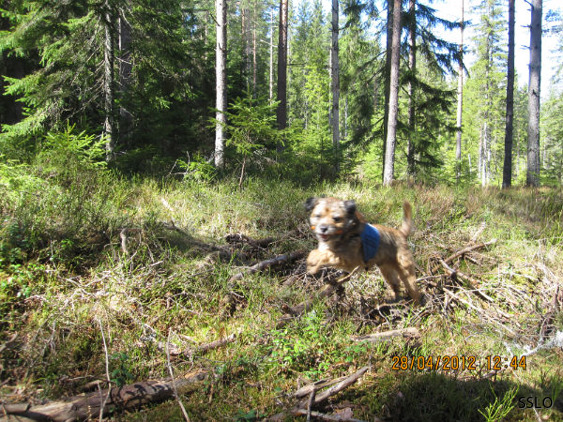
[444,289,516,336]
[277,269,360,328]
[431,239,497,274]
[293,408,370,422]
[352,327,420,343]
[269,367,371,422]
[229,251,305,282]
[225,233,275,248]
[158,334,237,357]
[297,366,369,408]
[438,258,483,288]
[1,371,208,422]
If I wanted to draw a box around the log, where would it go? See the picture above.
[1,371,208,422]
[229,251,305,282]
[352,327,420,343]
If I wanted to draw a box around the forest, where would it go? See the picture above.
[0,0,562,421]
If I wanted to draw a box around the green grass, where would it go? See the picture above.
[0,159,562,421]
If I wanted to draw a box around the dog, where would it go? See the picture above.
[305,197,421,303]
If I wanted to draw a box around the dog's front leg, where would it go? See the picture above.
[306,249,327,274]
[306,249,342,274]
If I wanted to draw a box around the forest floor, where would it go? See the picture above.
[1,164,562,421]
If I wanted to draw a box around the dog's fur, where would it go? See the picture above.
[305,197,421,303]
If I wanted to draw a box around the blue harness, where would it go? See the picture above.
[360,224,380,263]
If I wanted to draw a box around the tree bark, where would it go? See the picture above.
[330,0,340,174]
[1,371,208,422]
[527,0,542,187]
[381,0,394,181]
[269,8,275,103]
[383,0,402,186]
[276,0,289,153]
[502,0,515,188]
[455,0,464,182]
[252,1,257,97]
[215,0,228,168]
[118,8,133,146]
[103,1,116,160]
[406,0,416,178]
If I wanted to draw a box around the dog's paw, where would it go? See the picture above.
[306,249,324,274]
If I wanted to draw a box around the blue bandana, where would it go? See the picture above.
[360,224,380,263]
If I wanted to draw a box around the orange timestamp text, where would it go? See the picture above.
[391,355,527,371]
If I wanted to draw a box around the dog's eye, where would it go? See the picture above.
[333,216,342,222]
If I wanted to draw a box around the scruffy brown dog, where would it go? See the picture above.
[305,197,421,303]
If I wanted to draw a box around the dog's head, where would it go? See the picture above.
[305,197,358,243]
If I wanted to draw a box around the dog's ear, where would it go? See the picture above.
[305,197,318,212]
[343,200,356,216]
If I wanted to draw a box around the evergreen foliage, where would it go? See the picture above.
[0,0,560,185]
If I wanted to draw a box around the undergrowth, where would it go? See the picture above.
[0,153,562,421]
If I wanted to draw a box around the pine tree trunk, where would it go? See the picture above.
[406,0,416,178]
[215,0,227,168]
[455,0,464,182]
[252,2,257,97]
[269,8,274,103]
[502,0,515,188]
[330,0,340,174]
[383,0,401,186]
[241,2,252,92]
[118,9,133,146]
[527,0,542,186]
[103,1,116,161]
[381,0,394,181]
[276,0,289,153]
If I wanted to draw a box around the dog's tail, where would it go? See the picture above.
[400,201,412,237]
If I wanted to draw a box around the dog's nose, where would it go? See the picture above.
[319,224,329,233]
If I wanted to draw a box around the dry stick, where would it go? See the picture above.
[431,239,497,274]
[229,251,305,282]
[293,408,370,422]
[196,333,237,353]
[438,260,512,319]
[306,390,315,422]
[166,330,191,422]
[160,334,237,357]
[294,377,348,399]
[225,233,275,248]
[97,319,112,422]
[352,327,420,343]
[297,366,369,409]
[438,258,482,288]
[276,267,360,329]
[444,289,516,336]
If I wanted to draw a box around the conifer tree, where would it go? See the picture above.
[527,0,542,186]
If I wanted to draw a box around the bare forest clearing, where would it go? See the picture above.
[0,170,562,421]
[1,0,563,420]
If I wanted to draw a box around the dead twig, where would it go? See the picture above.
[97,319,112,422]
[278,268,361,327]
[352,327,420,343]
[229,251,305,282]
[297,366,370,409]
[430,239,497,274]
[166,330,191,422]
[293,408,370,422]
